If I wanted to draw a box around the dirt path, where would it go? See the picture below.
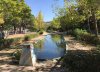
[0,48,62,72]
[7,32,36,39]
[0,48,36,72]
[64,35,96,50]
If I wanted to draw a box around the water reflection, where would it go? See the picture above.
[51,34,66,48]
[34,39,44,49]
[34,34,66,59]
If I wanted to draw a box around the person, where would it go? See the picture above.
[19,36,36,66]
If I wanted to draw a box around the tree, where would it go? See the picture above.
[51,18,61,30]
[53,0,85,31]
[0,0,35,35]
[77,0,100,37]
[52,0,100,37]
[34,11,45,30]
[20,3,33,33]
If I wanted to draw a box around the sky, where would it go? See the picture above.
[25,0,64,22]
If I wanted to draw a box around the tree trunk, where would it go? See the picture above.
[0,25,4,39]
[14,26,16,34]
[87,16,91,33]
[93,13,98,37]
[19,26,22,34]
[22,25,25,34]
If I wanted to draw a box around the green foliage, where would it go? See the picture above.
[0,0,34,33]
[77,0,100,36]
[53,0,100,36]
[0,37,22,49]
[12,49,21,61]
[25,33,39,39]
[51,18,61,30]
[34,11,45,31]
[52,0,100,45]
[24,36,31,41]
[37,29,44,35]
[0,33,39,49]
[53,1,86,31]
[38,31,43,35]
[73,28,89,40]
[73,28,100,45]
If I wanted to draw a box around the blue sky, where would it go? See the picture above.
[25,0,64,22]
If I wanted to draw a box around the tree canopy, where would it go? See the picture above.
[0,0,34,34]
[52,0,100,36]
[34,11,45,31]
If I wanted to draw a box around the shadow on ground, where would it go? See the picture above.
[0,49,35,72]
[0,48,100,72]
[49,50,100,72]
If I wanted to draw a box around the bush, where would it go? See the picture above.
[12,49,21,61]
[39,31,43,35]
[73,28,89,40]
[25,33,39,39]
[73,28,100,45]
[0,37,22,49]
[11,45,22,62]
[0,33,39,49]
[38,30,43,35]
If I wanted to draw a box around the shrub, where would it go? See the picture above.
[73,28,89,40]
[25,33,39,39]
[73,28,100,45]
[12,49,21,61]
[39,31,43,35]
[0,33,39,49]
[24,36,31,41]
[38,30,43,35]
[0,37,22,49]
